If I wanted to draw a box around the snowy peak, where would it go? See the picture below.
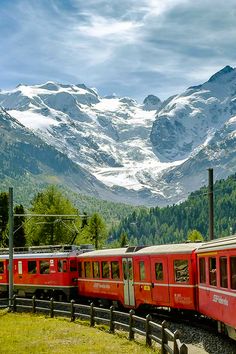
[143,95,162,111]
[150,65,236,162]
[208,65,235,83]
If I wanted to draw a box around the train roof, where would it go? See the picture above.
[77,248,128,258]
[0,244,94,259]
[196,234,236,253]
[134,242,203,255]
[78,242,203,258]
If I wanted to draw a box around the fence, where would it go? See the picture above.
[9,296,188,354]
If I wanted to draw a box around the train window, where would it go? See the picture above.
[85,262,91,278]
[230,257,236,290]
[199,258,206,283]
[128,260,133,281]
[0,261,4,274]
[123,261,128,280]
[93,261,100,278]
[70,260,77,272]
[40,260,50,274]
[155,263,163,281]
[139,261,146,281]
[111,261,120,279]
[209,257,217,286]
[220,257,228,288]
[174,260,189,283]
[28,261,37,274]
[78,262,83,277]
[58,260,67,273]
[102,261,110,278]
[18,261,23,275]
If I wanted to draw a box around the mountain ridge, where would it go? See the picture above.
[0,66,235,206]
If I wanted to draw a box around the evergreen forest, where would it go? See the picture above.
[0,173,236,248]
[110,173,236,245]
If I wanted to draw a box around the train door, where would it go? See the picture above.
[150,257,170,306]
[122,258,135,307]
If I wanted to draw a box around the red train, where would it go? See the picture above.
[76,236,236,340]
[0,244,93,301]
[0,236,236,340]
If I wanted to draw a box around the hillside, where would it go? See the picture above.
[111,173,236,245]
[0,175,138,227]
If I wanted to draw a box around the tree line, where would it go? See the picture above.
[1,173,235,249]
[110,173,236,245]
[0,186,107,249]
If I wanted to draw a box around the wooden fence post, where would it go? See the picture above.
[146,314,152,347]
[128,309,135,341]
[161,320,168,354]
[180,343,188,354]
[173,330,180,354]
[32,296,36,314]
[109,305,115,333]
[70,299,75,322]
[90,302,95,327]
[50,298,54,318]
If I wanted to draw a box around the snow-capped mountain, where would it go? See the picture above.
[0,65,236,206]
[0,105,118,202]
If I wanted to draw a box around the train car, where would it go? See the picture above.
[196,235,236,340]
[0,244,93,300]
[77,248,127,306]
[132,242,202,310]
[77,242,202,310]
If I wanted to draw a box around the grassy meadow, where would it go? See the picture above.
[0,310,159,353]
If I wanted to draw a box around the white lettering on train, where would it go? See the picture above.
[93,283,111,289]
[212,294,229,306]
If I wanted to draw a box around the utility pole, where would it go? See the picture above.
[8,187,14,306]
[208,168,214,240]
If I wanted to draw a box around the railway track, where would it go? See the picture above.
[136,308,236,354]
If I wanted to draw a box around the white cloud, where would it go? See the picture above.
[0,0,236,101]
[76,14,141,41]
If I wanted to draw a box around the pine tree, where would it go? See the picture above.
[25,186,81,245]
[119,231,128,247]
[0,192,8,246]
[86,213,107,249]
[187,229,204,242]
[14,204,26,247]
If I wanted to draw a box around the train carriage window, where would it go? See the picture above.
[58,260,67,273]
[220,257,228,288]
[123,261,128,280]
[155,262,163,281]
[128,260,133,281]
[139,261,146,281]
[70,260,77,272]
[0,261,4,274]
[111,261,120,279]
[85,261,91,278]
[174,260,189,283]
[102,261,110,278]
[78,262,83,277]
[93,261,100,278]
[28,261,37,274]
[18,261,23,275]
[40,260,50,274]
[209,257,217,286]
[230,256,236,290]
[199,258,206,284]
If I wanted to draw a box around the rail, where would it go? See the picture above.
[9,296,188,354]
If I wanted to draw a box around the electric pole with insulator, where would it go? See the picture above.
[208,168,214,240]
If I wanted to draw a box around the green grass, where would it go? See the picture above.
[0,311,159,353]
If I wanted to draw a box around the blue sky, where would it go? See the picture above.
[1,0,236,102]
